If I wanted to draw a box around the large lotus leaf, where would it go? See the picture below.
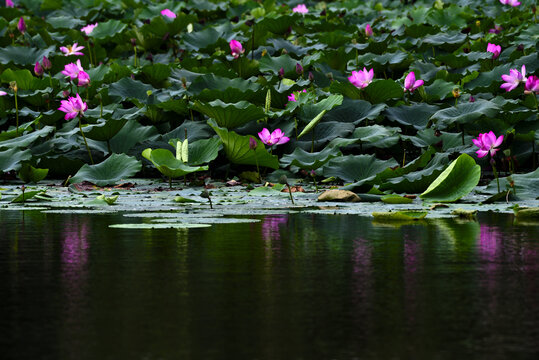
[380,153,450,193]
[422,31,466,47]
[299,95,343,123]
[268,38,324,56]
[258,14,297,34]
[1,69,35,90]
[259,54,298,76]
[0,147,32,172]
[90,19,127,39]
[364,80,404,104]
[83,119,127,142]
[47,15,85,29]
[0,45,55,66]
[424,79,455,101]
[208,120,279,169]
[464,64,511,91]
[169,137,222,166]
[142,148,208,179]
[280,146,342,171]
[183,27,221,51]
[323,154,399,184]
[377,147,437,182]
[109,120,159,154]
[189,74,260,102]
[485,167,539,200]
[324,98,385,125]
[295,122,355,151]
[0,126,55,150]
[161,121,213,142]
[385,103,439,130]
[70,154,142,186]
[353,125,401,149]
[420,153,480,202]
[141,64,171,87]
[108,77,155,104]
[430,100,500,128]
[354,51,410,69]
[329,81,363,100]
[193,100,266,128]
[86,65,111,84]
[18,163,48,184]
[156,99,189,114]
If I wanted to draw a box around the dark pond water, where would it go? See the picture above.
[1,210,539,359]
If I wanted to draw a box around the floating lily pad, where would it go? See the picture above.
[70,154,142,186]
[109,223,211,229]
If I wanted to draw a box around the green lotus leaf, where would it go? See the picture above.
[0,126,55,150]
[70,154,142,186]
[422,31,466,47]
[183,27,222,51]
[189,74,261,102]
[381,194,413,204]
[161,122,214,143]
[208,120,279,169]
[156,99,189,114]
[258,14,297,34]
[352,125,401,149]
[485,167,539,200]
[280,146,342,170]
[424,79,455,101]
[1,69,35,90]
[329,80,363,100]
[46,15,85,29]
[11,190,47,203]
[108,120,160,154]
[324,98,386,125]
[18,163,48,184]
[430,100,500,128]
[259,54,298,76]
[376,147,437,183]
[385,103,439,130]
[295,121,355,151]
[168,137,222,166]
[90,19,127,39]
[464,64,511,91]
[299,94,343,123]
[141,64,171,87]
[354,51,410,70]
[372,210,428,221]
[0,148,32,172]
[193,100,266,128]
[420,153,480,202]
[0,45,55,66]
[364,79,404,104]
[380,153,450,193]
[108,77,156,104]
[83,119,128,142]
[323,154,399,184]
[142,148,208,179]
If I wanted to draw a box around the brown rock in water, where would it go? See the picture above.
[317,189,360,202]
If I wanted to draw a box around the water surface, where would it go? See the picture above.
[1,211,538,359]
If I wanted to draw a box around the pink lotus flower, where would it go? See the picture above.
[487,43,501,59]
[524,75,539,94]
[348,68,374,89]
[499,0,520,6]
[403,71,424,92]
[58,93,88,120]
[365,24,373,37]
[61,60,84,80]
[292,4,308,14]
[6,0,14,7]
[229,40,244,58]
[161,9,176,18]
[288,89,307,102]
[77,71,90,87]
[42,56,51,70]
[34,61,43,76]
[258,128,290,146]
[500,65,526,92]
[17,17,25,34]
[60,43,85,56]
[489,24,503,34]
[81,23,98,36]
[0,91,7,96]
[473,131,504,158]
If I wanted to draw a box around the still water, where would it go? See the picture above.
[1,210,538,359]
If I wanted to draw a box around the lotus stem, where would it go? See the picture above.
[491,161,500,193]
[286,183,295,205]
[14,91,19,136]
[78,117,94,165]
[169,177,172,189]
[134,46,138,67]
[86,40,93,66]
[253,151,261,183]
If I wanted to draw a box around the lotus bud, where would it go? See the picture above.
[489,158,496,166]
[308,71,314,82]
[279,175,289,185]
[365,24,373,37]
[469,96,475,103]
[517,44,524,52]
[9,81,17,92]
[295,62,303,75]
[181,77,187,89]
[34,61,43,77]
[18,17,26,34]
[278,67,284,78]
[249,137,257,150]
[42,56,52,70]
[130,38,136,47]
[62,90,70,97]
[452,88,460,98]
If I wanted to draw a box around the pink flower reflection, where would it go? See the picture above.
[62,218,89,265]
[478,225,502,260]
[261,215,288,242]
